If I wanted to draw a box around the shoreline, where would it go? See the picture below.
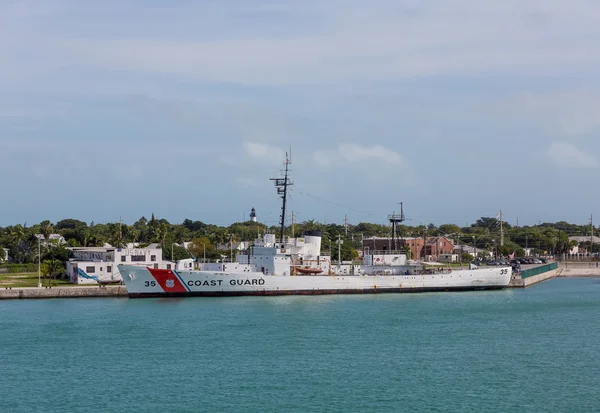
[0,285,128,300]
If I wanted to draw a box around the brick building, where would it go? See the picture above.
[362,236,455,259]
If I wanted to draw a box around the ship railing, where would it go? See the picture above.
[365,250,407,256]
[415,268,455,275]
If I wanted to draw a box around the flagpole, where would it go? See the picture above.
[37,237,42,288]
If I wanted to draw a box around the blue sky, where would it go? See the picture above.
[1,0,600,228]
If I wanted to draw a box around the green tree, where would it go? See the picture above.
[159,223,168,248]
[188,237,214,262]
[171,244,191,261]
[39,220,54,249]
[8,224,26,247]
[106,223,125,248]
[43,245,72,262]
[439,224,461,235]
[42,259,64,286]
[330,237,358,262]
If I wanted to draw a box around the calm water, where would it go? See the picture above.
[1,278,599,413]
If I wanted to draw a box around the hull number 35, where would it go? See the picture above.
[500,269,508,275]
[144,281,157,287]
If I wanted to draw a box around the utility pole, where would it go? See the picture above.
[525,234,528,256]
[119,216,123,246]
[423,228,427,260]
[591,214,594,255]
[500,209,504,247]
[337,235,343,266]
[344,214,348,236]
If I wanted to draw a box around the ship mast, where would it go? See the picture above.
[388,202,406,251]
[270,152,293,241]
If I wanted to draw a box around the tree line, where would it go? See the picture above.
[0,215,596,266]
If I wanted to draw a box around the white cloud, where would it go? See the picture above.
[547,142,597,168]
[243,142,285,163]
[313,143,402,167]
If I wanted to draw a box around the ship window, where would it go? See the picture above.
[107,266,112,273]
[86,266,95,273]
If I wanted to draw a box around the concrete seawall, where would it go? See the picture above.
[508,263,560,288]
[557,262,600,277]
[0,286,128,300]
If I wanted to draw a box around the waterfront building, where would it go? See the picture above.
[362,236,455,260]
[65,243,169,284]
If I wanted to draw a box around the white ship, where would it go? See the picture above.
[119,153,511,298]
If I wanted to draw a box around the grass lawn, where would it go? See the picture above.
[0,272,74,288]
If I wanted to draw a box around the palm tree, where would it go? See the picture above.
[42,259,64,286]
[160,223,168,247]
[300,219,320,233]
[128,227,139,244]
[8,224,25,247]
[80,227,91,247]
[40,220,54,249]
[107,223,124,248]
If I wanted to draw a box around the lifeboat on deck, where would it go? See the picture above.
[295,267,323,275]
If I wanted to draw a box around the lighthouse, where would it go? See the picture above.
[250,207,257,222]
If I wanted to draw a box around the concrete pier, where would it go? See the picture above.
[508,262,560,288]
[0,285,128,300]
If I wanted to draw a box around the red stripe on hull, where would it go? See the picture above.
[128,286,505,298]
[146,268,188,293]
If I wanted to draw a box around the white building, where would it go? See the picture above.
[453,245,493,258]
[35,234,66,245]
[217,240,252,251]
[438,254,459,263]
[568,236,600,255]
[1,247,9,263]
[66,243,170,284]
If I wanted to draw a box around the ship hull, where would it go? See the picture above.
[129,286,505,298]
[119,265,512,298]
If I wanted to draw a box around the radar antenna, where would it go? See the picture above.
[270,152,293,241]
